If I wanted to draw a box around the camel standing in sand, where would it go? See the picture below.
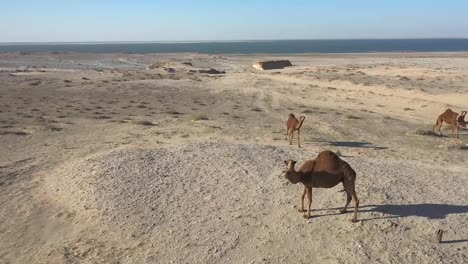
[433,109,467,138]
[284,150,359,223]
[285,114,305,148]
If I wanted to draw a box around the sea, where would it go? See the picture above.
[0,39,468,54]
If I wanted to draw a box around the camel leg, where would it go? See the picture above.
[285,128,288,140]
[303,187,312,219]
[343,178,359,222]
[338,182,346,192]
[351,191,359,223]
[340,189,352,214]
[433,119,440,134]
[289,130,294,145]
[456,126,459,138]
[298,187,306,212]
[436,120,443,136]
[297,129,301,148]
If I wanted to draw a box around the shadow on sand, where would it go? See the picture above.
[312,204,468,243]
[361,203,468,220]
[314,203,468,221]
[441,239,468,244]
[315,140,388,150]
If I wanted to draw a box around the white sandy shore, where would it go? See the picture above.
[0,52,467,263]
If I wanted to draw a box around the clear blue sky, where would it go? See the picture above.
[1,0,468,42]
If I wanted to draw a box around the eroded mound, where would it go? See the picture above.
[52,142,299,228]
[46,142,468,263]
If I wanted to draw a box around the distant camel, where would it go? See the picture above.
[433,108,467,138]
[284,150,359,223]
[285,113,305,148]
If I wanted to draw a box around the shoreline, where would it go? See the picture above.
[1,39,468,54]
[2,51,468,57]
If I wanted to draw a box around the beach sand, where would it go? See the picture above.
[0,52,467,263]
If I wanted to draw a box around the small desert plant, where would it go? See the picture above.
[192,114,209,121]
[134,120,156,126]
[413,128,437,136]
[0,130,29,136]
[445,140,466,150]
[251,107,262,112]
[167,110,183,115]
[345,115,361,120]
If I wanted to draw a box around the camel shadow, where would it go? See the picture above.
[360,203,468,221]
[441,239,468,244]
[313,203,468,221]
[312,203,468,244]
[315,140,387,150]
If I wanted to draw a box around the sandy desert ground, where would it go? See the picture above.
[0,52,467,263]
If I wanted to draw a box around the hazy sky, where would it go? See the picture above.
[1,0,468,42]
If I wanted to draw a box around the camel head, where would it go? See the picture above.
[457,111,467,127]
[283,159,300,184]
[295,116,306,129]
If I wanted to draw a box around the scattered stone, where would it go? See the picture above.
[436,229,444,243]
[198,68,225,74]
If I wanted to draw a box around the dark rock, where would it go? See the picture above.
[198,68,226,74]
[253,60,292,70]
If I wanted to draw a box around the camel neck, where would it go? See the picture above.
[286,170,308,183]
[295,119,304,129]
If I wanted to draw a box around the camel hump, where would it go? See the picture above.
[444,108,454,114]
[298,159,316,173]
[317,150,340,161]
[289,113,296,118]
[315,150,342,169]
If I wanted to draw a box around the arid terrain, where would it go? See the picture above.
[0,52,467,263]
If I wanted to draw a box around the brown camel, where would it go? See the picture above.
[285,113,305,148]
[433,108,467,138]
[284,150,359,223]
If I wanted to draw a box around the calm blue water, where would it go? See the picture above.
[1,39,468,54]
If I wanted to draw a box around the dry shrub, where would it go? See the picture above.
[345,115,362,120]
[134,120,156,126]
[413,128,437,136]
[193,114,209,121]
[446,141,465,150]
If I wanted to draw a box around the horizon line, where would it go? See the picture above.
[1,37,468,45]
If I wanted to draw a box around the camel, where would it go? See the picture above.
[283,150,359,223]
[433,108,467,138]
[285,113,305,148]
